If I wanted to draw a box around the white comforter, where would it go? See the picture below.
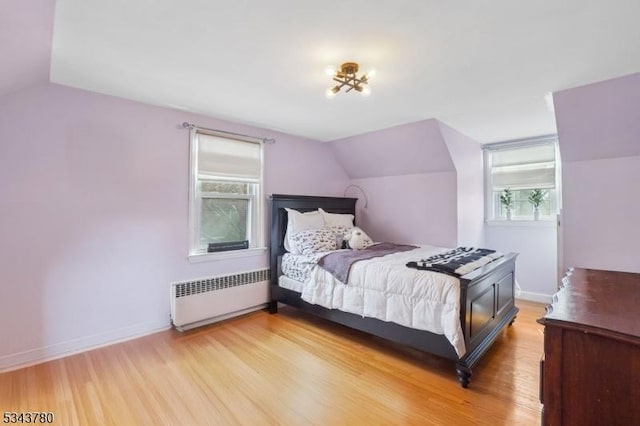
[301,245,466,357]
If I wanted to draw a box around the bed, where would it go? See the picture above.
[268,194,519,387]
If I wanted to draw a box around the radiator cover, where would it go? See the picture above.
[170,269,270,331]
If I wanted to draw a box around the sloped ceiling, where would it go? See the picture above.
[48,0,640,143]
[0,0,54,97]
[555,72,640,162]
[329,119,454,179]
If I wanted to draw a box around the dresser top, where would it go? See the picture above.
[538,268,640,339]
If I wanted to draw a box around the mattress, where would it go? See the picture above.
[279,275,305,293]
[298,245,466,357]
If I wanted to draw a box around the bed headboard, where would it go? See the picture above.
[269,194,357,285]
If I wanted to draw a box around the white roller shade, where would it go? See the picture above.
[197,133,261,182]
[491,144,555,190]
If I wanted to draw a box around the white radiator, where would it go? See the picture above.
[170,269,270,331]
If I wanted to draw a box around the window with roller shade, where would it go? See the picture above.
[484,139,559,221]
[189,130,263,255]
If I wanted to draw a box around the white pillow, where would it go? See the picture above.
[284,208,324,254]
[318,208,354,228]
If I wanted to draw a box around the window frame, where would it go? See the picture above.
[484,135,561,223]
[188,127,265,261]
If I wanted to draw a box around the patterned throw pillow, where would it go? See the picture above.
[289,229,338,255]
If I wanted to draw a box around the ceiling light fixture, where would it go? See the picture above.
[325,62,374,98]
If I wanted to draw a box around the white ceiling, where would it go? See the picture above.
[50,0,640,143]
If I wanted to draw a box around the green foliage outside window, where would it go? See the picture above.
[200,198,248,246]
[199,181,251,248]
[200,182,248,194]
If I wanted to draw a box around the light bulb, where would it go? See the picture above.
[361,86,371,97]
[326,87,338,98]
[325,65,337,76]
[366,69,377,79]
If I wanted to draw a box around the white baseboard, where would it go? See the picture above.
[0,320,171,373]
[517,291,552,304]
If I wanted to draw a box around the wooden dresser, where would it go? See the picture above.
[537,268,640,425]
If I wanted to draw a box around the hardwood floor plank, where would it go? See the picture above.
[0,300,545,425]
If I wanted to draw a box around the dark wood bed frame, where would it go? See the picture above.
[268,194,519,387]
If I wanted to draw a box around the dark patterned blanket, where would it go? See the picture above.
[317,243,418,284]
[406,247,503,277]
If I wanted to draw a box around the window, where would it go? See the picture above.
[484,138,560,221]
[189,129,264,256]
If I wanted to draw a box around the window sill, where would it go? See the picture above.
[486,220,557,228]
[188,247,267,263]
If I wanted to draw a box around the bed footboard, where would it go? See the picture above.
[456,252,519,387]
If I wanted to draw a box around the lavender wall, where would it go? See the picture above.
[329,120,455,178]
[439,122,485,247]
[485,223,558,301]
[555,72,640,273]
[0,82,349,370]
[329,120,458,247]
[348,173,458,246]
[555,72,640,162]
[0,0,53,97]
[561,156,640,272]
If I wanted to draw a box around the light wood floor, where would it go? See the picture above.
[1,300,545,425]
